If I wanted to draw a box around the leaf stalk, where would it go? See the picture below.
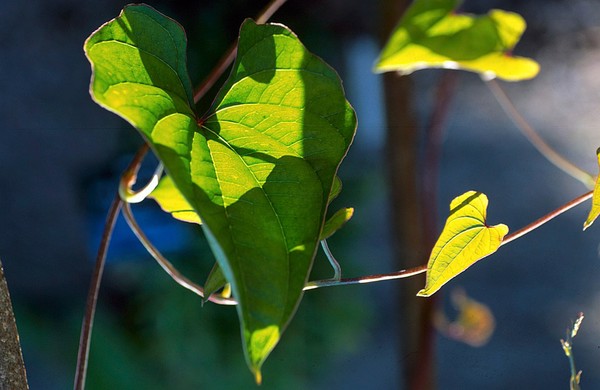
[486,79,595,189]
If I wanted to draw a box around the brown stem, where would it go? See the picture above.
[74,145,149,390]
[304,264,427,290]
[192,0,288,104]
[305,189,594,291]
[121,203,236,305]
[73,195,121,390]
[192,45,237,104]
[255,0,288,24]
[501,190,593,246]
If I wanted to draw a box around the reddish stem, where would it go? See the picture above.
[74,145,149,390]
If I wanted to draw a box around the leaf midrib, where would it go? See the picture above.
[201,124,291,318]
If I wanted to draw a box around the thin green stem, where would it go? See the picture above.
[500,190,593,246]
[486,79,595,189]
[320,239,342,280]
[561,312,584,390]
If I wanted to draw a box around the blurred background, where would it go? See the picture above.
[1,0,600,388]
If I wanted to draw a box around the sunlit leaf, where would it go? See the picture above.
[583,147,600,230]
[149,176,202,224]
[320,207,354,240]
[418,191,508,297]
[374,0,539,81]
[85,5,356,381]
[151,175,346,228]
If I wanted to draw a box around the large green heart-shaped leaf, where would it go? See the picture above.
[584,147,600,230]
[85,4,356,381]
[418,191,508,297]
[374,0,539,81]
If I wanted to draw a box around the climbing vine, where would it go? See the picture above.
[74,0,599,387]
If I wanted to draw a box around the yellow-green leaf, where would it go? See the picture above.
[151,175,344,227]
[583,147,600,230]
[149,176,202,225]
[418,191,509,297]
[374,0,539,81]
[320,207,354,240]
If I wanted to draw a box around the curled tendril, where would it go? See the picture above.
[119,162,164,204]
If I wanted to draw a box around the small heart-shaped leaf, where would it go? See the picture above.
[418,191,508,297]
[374,0,539,81]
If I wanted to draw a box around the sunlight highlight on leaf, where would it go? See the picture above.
[374,0,539,81]
[583,147,600,230]
[418,191,508,297]
[321,207,354,240]
[149,176,202,224]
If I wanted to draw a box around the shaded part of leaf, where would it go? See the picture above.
[418,191,508,297]
[203,262,228,302]
[320,207,354,240]
[202,19,357,377]
[149,176,202,224]
[328,176,343,204]
[374,0,539,81]
[583,147,600,230]
[85,4,194,108]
